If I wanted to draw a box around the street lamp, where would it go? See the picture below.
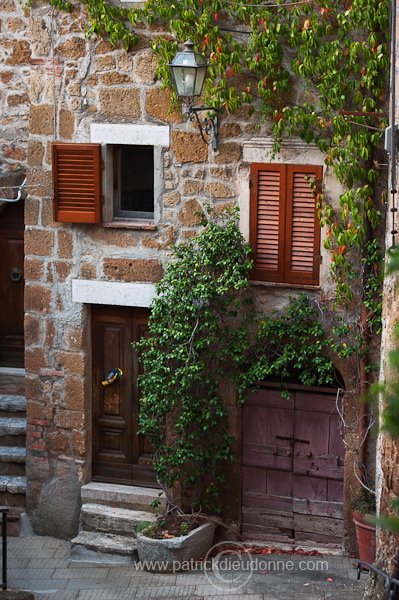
[168,39,218,151]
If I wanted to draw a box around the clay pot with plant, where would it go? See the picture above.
[350,485,377,568]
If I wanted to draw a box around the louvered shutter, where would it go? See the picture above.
[52,143,102,223]
[250,163,321,285]
[250,164,286,282]
[285,165,321,285]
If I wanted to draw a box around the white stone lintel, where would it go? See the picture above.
[90,124,170,147]
[72,279,156,308]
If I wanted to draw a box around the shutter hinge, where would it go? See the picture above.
[249,176,255,188]
[316,254,323,264]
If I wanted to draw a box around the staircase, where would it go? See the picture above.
[71,482,165,564]
[0,393,26,535]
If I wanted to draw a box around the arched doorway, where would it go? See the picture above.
[242,383,345,547]
[0,201,24,368]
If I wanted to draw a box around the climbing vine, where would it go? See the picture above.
[25,0,389,312]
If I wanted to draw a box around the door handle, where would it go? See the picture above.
[10,267,22,282]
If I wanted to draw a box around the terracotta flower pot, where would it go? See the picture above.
[352,510,376,567]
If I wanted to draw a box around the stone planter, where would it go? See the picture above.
[137,521,215,572]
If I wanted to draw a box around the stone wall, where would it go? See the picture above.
[0,0,29,179]
[23,1,368,540]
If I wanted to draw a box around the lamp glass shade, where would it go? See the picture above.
[168,41,208,98]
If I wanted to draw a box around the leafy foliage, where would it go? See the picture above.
[134,207,254,508]
[26,0,388,307]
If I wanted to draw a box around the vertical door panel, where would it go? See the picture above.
[0,202,24,367]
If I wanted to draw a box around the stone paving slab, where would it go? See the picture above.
[1,536,367,600]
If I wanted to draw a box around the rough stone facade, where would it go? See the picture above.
[0,0,29,197]
[0,0,378,544]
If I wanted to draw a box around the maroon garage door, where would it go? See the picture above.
[242,385,345,546]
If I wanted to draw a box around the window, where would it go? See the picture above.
[250,163,322,286]
[52,140,160,225]
[113,145,154,221]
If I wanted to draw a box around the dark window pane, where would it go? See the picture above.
[120,146,154,213]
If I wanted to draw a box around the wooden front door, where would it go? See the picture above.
[0,202,24,368]
[242,385,345,546]
[92,305,158,487]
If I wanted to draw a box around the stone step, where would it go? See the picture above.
[81,482,165,512]
[0,395,26,413]
[0,475,26,494]
[81,503,157,538]
[0,417,26,436]
[70,531,138,564]
[0,446,26,463]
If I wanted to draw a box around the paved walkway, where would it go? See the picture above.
[1,536,368,600]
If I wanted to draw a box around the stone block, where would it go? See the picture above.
[63,325,86,352]
[45,320,56,348]
[29,105,54,135]
[7,18,25,32]
[99,88,141,118]
[134,50,157,85]
[163,191,180,207]
[182,179,204,195]
[145,88,182,123]
[178,199,202,227]
[172,131,208,163]
[55,351,86,376]
[95,40,115,54]
[7,93,29,107]
[65,377,85,411]
[25,285,52,315]
[27,139,45,167]
[100,72,133,85]
[47,430,70,454]
[55,37,86,59]
[116,53,133,72]
[54,261,72,282]
[29,467,81,539]
[72,430,86,458]
[24,315,40,346]
[219,122,242,138]
[214,142,242,164]
[25,229,54,257]
[6,40,31,65]
[87,227,137,248]
[3,145,26,161]
[0,0,15,11]
[94,55,115,71]
[59,109,75,140]
[205,182,235,198]
[25,347,48,374]
[57,231,73,259]
[25,257,44,282]
[25,376,41,402]
[103,258,164,283]
[210,166,232,181]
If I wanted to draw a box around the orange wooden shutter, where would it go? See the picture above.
[285,165,321,285]
[52,143,102,223]
[250,164,285,282]
[250,163,321,285]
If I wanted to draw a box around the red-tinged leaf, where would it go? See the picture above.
[227,67,233,77]
[303,19,311,30]
[326,578,334,582]
[214,13,218,20]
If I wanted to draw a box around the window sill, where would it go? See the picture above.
[102,221,156,230]
[250,280,321,291]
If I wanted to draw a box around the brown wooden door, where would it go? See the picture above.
[92,305,158,487]
[242,385,345,546]
[0,202,24,368]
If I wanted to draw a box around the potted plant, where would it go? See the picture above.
[135,510,216,572]
[351,486,377,568]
